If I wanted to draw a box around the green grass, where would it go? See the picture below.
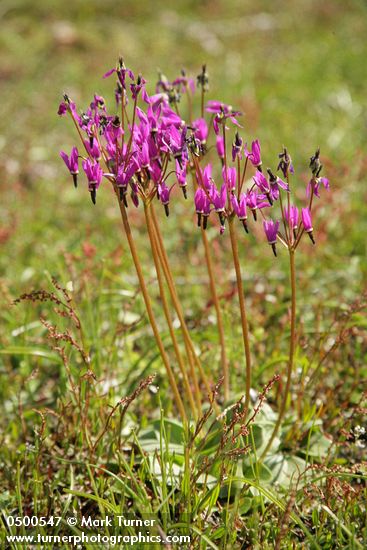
[1,0,367,548]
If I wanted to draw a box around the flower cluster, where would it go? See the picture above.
[59,59,329,256]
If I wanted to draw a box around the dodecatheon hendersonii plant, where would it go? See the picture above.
[231,194,248,233]
[60,147,79,188]
[244,139,262,170]
[58,59,331,425]
[263,219,280,256]
[82,159,103,204]
[301,207,315,244]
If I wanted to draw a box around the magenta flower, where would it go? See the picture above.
[223,166,237,193]
[130,75,149,102]
[201,163,213,190]
[301,207,315,244]
[207,101,242,135]
[84,139,101,161]
[58,102,68,116]
[172,71,195,94]
[267,168,289,202]
[158,181,172,216]
[211,183,227,212]
[116,158,138,205]
[244,139,262,168]
[60,147,79,187]
[263,219,280,256]
[82,159,103,204]
[231,194,248,233]
[246,190,268,220]
[194,188,211,228]
[216,136,225,161]
[307,176,330,198]
[284,205,299,238]
[210,183,227,229]
[175,160,187,198]
[253,170,270,197]
[192,118,208,144]
[103,60,135,90]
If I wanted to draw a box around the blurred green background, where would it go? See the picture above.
[1,0,366,389]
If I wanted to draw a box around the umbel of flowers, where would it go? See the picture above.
[59,59,329,445]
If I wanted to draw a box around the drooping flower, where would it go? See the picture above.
[172,71,195,94]
[158,181,172,216]
[253,170,270,197]
[82,159,103,204]
[210,183,227,229]
[175,160,188,198]
[192,118,208,144]
[307,176,330,198]
[267,168,289,202]
[84,138,101,161]
[130,74,149,102]
[194,188,211,228]
[263,219,280,256]
[223,166,237,193]
[103,59,135,90]
[284,205,299,239]
[246,190,268,220]
[231,194,248,232]
[244,139,262,169]
[207,101,242,135]
[216,135,225,161]
[301,207,315,244]
[60,147,79,187]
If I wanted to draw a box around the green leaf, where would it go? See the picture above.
[195,483,220,513]
[0,346,62,363]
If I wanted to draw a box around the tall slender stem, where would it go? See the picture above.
[116,197,187,424]
[260,249,296,459]
[228,218,252,410]
[201,225,229,400]
[144,203,198,419]
[150,207,213,406]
